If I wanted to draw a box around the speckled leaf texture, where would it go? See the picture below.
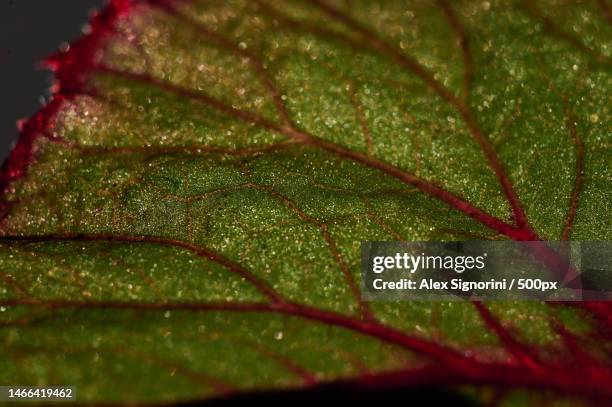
[0,0,610,405]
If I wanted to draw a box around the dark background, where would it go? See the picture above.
[0,0,106,163]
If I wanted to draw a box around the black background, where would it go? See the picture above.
[0,0,105,163]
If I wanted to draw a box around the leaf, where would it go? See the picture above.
[0,0,611,404]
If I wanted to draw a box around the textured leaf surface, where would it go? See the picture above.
[1,0,611,404]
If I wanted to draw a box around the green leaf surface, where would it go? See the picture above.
[1,0,611,404]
